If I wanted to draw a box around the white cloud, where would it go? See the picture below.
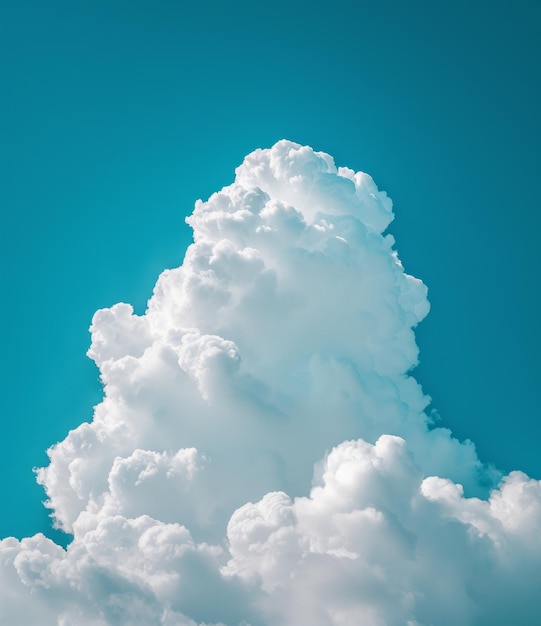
[226,435,541,625]
[2,140,540,624]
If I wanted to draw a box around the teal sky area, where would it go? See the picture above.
[2,0,540,543]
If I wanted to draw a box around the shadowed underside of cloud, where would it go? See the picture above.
[2,141,540,625]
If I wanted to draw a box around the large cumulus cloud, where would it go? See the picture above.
[2,140,539,625]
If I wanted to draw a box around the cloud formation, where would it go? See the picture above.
[2,140,540,625]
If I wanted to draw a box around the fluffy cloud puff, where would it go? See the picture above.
[2,141,540,625]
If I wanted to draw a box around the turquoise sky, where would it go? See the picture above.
[2,0,540,543]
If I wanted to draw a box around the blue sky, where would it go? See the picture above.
[2,3,541,622]
[2,0,541,561]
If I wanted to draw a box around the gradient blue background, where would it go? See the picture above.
[2,0,540,543]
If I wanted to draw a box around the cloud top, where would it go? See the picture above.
[2,140,539,625]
